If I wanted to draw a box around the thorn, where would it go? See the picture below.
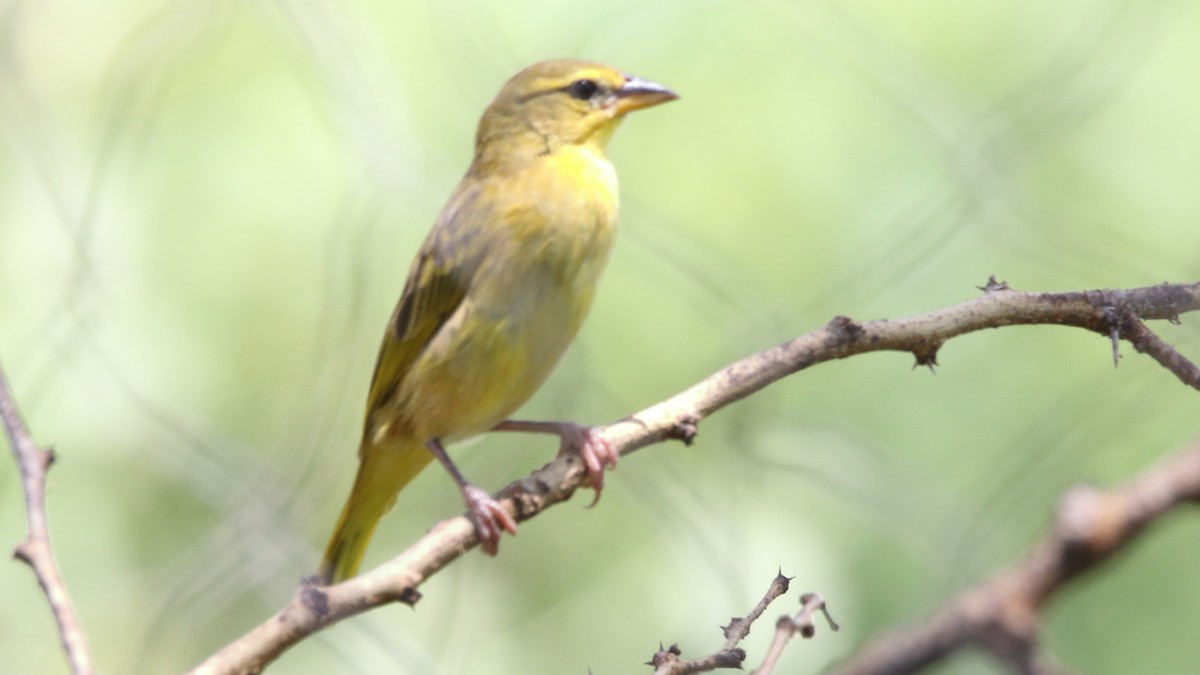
[399,587,422,605]
[1102,306,1121,368]
[775,568,793,591]
[977,275,1010,293]
[670,414,699,446]
[912,345,940,372]
[645,642,682,667]
[13,542,33,566]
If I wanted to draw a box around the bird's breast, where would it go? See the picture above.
[400,146,620,441]
[483,146,619,335]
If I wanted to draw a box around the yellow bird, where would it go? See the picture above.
[319,59,676,583]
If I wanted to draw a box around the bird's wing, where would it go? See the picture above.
[362,184,486,426]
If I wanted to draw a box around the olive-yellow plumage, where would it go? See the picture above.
[319,60,676,583]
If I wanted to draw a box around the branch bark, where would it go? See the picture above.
[647,572,793,675]
[1,363,95,675]
[185,279,1200,674]
[830,438,1200,675]
[8,281,1196,673]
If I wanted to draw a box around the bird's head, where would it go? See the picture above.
[473,59,677,171]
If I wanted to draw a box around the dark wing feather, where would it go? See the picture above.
[362,185,484,425]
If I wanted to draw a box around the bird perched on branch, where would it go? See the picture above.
[319,59,677,583]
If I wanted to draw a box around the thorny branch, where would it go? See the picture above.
[1,364,95,675]
[646,577,839,675]
[646,572,797,675]
[830,437,1200,675]
[7,280,1198,674]
[186,279,1200,674]
[724,571,793,649]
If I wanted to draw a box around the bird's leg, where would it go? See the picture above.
[492,420,618,505]
[425,438,517,556]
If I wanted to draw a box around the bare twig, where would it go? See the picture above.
[1119,311,1200,388]
[754,593,840,675]
[648,572,799,675]
[187,280,1200,674]
[648,643,746,675]
[831,438,1200,675]
[1,364,95,675]
[723,571,792,648]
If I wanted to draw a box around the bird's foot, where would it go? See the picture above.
[494,420,618,506]
[554,423,618,505]
[462,484,518,556]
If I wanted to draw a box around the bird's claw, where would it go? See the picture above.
[462,484,518,556]
[554,424,618,507]
[492,419,619,506]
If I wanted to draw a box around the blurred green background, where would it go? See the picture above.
[3,1,1200,673]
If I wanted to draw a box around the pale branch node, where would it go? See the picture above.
[795,593,840,637]
[753,593,840,675]
[184,280,1200,674]
[0,364,95,675]
[829,438,1200,675]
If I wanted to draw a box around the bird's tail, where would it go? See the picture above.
[319,440,433,583]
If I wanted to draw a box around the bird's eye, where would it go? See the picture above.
[567,79,600,100]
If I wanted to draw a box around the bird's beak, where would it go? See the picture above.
[611,75,678,115]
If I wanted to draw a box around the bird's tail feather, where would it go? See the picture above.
[319,440,432,583]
